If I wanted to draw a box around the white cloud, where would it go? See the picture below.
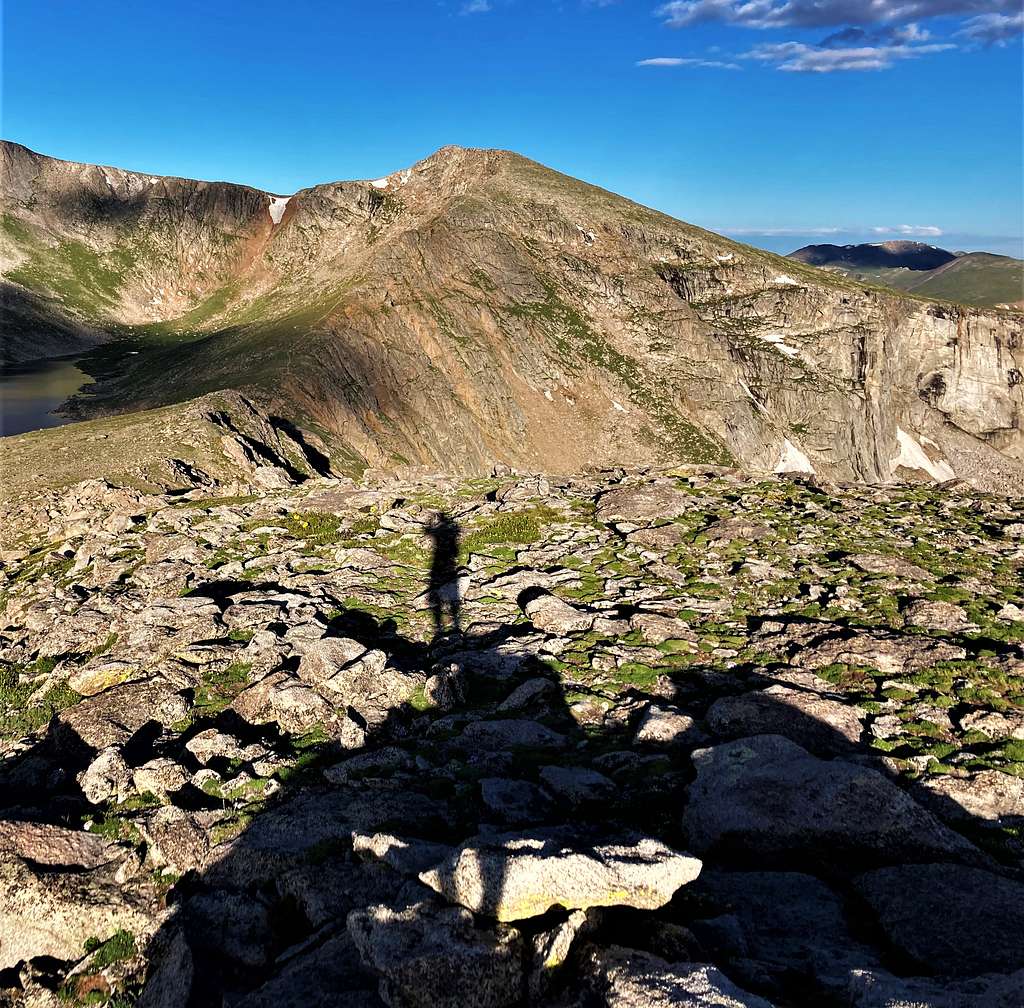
[461,0,492,12]
[637,56,741,67]
[957,11,1024,43]
[870,224,944,235]
[896,22,933,40]
[744,39,954,70]
[656,0,1017,30]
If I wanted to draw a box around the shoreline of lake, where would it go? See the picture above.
[0,355,96,437]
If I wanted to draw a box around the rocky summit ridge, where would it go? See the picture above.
[0,463,1023,1005]
[2,139,1022,491]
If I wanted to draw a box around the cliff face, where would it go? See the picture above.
[2,140,1021,488]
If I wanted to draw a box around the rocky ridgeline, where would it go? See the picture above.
[1,466,1023,1006]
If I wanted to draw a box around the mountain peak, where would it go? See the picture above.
[789,241,955,271]
[2,142,1021,491]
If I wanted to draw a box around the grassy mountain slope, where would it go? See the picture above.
[906,253,1024,307]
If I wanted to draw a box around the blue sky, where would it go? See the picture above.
[4,0,1022,255]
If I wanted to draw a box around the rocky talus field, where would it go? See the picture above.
[1,462,1023,1007]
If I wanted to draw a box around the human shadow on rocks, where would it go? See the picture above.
[424,511,464,639]
[2,526,1023,1007]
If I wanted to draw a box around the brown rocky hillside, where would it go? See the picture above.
[1,140,1022,489]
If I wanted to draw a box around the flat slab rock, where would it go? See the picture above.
[0,818,119,869]
[584,946,774,1008]
[634,704,706,749]
[683,734,983,868]
[911,769,1024,825]
[522,593,595,634]
[419,830,701,922]
[706,686,864,756]
[595,482,698,523]
[0,856,154,969]
[854,864,1024,977]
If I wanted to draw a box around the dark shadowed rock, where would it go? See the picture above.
[458,719,569,751]
[686,870,879,993]
[203,787,449,889]
[323,746,415,783]
[352,831,452,876]
[854,864,1024,977]
[481,778,554,826]
[234,930,380,1008]
[845,968,1024,1008]
[539,764,615,804]
[348,901,523,1008]
[683,735,983,867]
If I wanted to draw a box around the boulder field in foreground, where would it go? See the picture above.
[0,464,1022,1005]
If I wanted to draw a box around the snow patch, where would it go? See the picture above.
[612,400,626,412]
[268,195,291,225]
[772,274,800,286]
[579,227,596,244]
[891,427,955,483]
[757,332,801,358]
[543,389,554,401]
[738,378,767,412]
[371,178,390,189]
[715,252,735,263]
[148,177,160,185]
[774,439,814,475]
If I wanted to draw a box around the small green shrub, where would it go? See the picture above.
[460,506,560,559]
[194,661,252,715]
[83,929,137,967]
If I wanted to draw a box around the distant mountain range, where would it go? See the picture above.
[788,240,1023,309]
